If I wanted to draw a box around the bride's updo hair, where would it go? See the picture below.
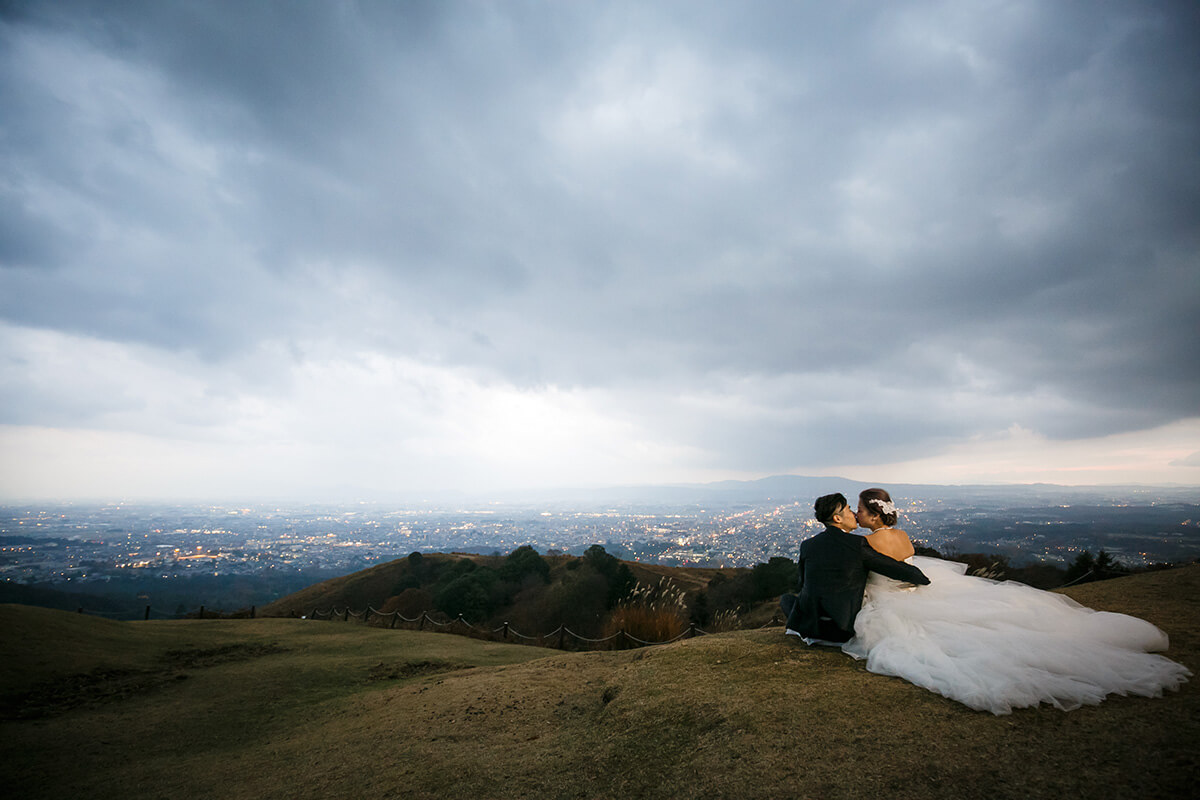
[859,488,898,527]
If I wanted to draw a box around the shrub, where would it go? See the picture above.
[499,545,550,584]
[1063,549,1127,585]
[540,568,609,636]
[706,608,741,633]
[434,567,499,621]
[390,573,421,595]
[689,590,710,627]
[379,588,433,618]
[749,556,797,601]
[602,577,688,647]
[583,545,637,608]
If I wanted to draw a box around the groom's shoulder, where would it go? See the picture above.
[804,526,849,548]
[799,530,824,554]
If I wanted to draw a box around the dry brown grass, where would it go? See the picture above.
[706,607,742,632]
[602,577,689,645]
[2,565,1197,799]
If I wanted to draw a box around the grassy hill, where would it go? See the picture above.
[258,552,741,618]
[259,549,765,636]
[258,551,466,617]
[2,565,1197,799]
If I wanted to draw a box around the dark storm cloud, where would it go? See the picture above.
[1,0,1197,475]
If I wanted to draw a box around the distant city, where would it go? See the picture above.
[2,478,1198,617]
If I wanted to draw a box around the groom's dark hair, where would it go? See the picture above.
[814,493,848,524]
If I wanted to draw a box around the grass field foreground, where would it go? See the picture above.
[1,565,1197,799]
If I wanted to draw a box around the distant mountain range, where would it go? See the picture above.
[465,474,1200,509]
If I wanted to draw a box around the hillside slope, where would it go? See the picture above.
[260,552,738,616]
[259,550,762,635]
[1,565,1196,799]
[258,552,468,616]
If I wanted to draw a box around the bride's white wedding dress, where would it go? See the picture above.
[842,555,1191,715]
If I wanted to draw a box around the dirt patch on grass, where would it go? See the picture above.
[2,642,288,720]
[160,643,288,669]
[366,659,473,682]
[0,667,185,720]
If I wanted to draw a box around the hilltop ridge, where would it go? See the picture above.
[261,551,734,615]
[260,548,771,640]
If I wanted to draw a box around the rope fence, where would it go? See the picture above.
[297,603,745,651]
[64,562,1134,633]
[1055,569,1096,588]
[73,607,129,618]
[67,567,1108,629]
[298,604,787,652]
[73,604,259,621]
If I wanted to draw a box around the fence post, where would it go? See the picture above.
[364,608,371,624]
[502,621,509,640]
[419,614,426,631]
[344,608,350,622]
[558,626,566,650]
[145,605,151,620]
[390,612,397,629]
[250,605,256,619]
[688,623,696,638]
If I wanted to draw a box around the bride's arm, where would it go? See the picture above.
[863,545,930,585]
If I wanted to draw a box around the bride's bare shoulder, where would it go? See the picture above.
[866,528,915,560]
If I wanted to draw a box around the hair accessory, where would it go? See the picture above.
[870,498,898,516]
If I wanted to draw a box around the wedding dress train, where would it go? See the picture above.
[841,556,1191,714]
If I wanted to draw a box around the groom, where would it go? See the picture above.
[780,492,930,645]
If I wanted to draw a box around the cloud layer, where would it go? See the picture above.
[2,1,1198,498]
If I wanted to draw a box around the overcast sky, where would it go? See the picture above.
[1,0,1198,501]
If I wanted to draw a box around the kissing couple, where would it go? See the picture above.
[779,488,1190,715]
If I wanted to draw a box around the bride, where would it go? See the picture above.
[842,487,1191,715]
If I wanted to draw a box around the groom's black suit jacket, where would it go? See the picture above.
[784,525,930,643]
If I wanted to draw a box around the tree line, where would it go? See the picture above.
[365,546,803,637]
[331,543,1176,640]
[914,545,1159,587]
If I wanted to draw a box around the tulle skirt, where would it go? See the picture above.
[842,556,1191,715]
